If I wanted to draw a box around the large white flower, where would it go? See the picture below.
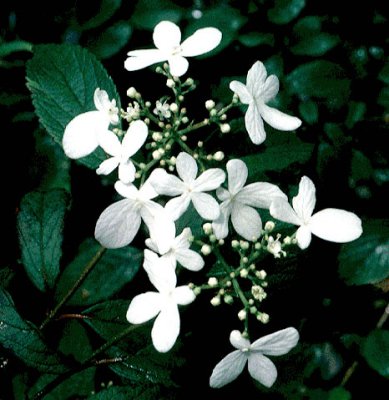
[96,120,148,184]
[212,159,287,241]
[151,152,225,221]
[63,88,119,159]
[210,328,299,389]
[124,20,222,77]
[270,176,363,249]
[146,217,204,271]
[230,61,302,145]
[94,177,163,249]
[126,249,196,353]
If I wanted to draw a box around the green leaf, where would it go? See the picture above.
[17,189,69,292]
[88,385,160,399]
[328,387,352,400]
[362,329,389,377]
[0,40,32,58]
[0,288,65,373]
[80,0,122,30]
[242,133,314,180]
[176,202,204,239]
[268,0,306,25]
[286,61,351,109]
[55,238,142,306]
[338,220,389,285]
[87,21,132,59]
[239,32,274,47]
[345,101,366,129]
[377,86,389,109]
[378,63,389,84]
[291,33,339,56]
[350,150,374,182]
[26,44,120,169]
[299,100,319,124]
[293,16,322,35]
[59,320,92,362]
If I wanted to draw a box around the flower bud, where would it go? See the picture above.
[238,309,247,320]
[127,87,137,98]
[264,221,275,232]
[170,103,178,112]
[210,296,221,306]
[203,222,212,235]
[213,151,224,161]
[220,123,231,133]
[205,100,216,110]
[152,150,161,160]
[201,244,212,256]
[166,78,175,88]
[208,277,218,287]
[224,294,233,304]
[239,268,249,278]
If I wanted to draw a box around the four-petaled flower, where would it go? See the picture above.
[96,120,148,184]
[124,20,222,77]
[230,61,302,145]
[126,250,196,352]
[212,159,287,241]
[270,176,363,249]
[94,176,164,249]
[210,328,299,388]
[63,88,119,159]
[151,152,226,221]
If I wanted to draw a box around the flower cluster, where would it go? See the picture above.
[62,21,363,389]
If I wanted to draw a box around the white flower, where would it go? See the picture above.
[126,250,196,352]
[151,152,226,221]
[153,100,171,119]
[230,61,302,145]
[146,215,204,271]
[210,327,299,389]
[96,120,148,184]
[212,159,287,241]
[63,88,119,159]
[94,176,163,249]
[270,176,363,249]
[124,20,222,77]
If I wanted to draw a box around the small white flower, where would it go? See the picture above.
[151,152,225,221]
[125,102,140,121]
[230,61,302,145]
[153,100,171,119]
[63,88,119,159]
[96,120,148,184]
[212,159,287,241]
[210,328,299,389]
[124,20,222,77]
[94,174,163,248]
[270,176,363,249]
[126,250,196,353]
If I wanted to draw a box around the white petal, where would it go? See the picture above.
[176,152,198,183]
[139,176,160,200]
[94,199,141,248]
[140,200,165,232]
[175,249,204,271]
[194,168,226,192]
[173,285,196,305]
[191,192,220,220]
[261,75,280,103]
[209,350,248,388]
[230,330,251,350]
[310,208,363,243]
[96,157,119,176]
[296,225,312,249]
[236,182,287,209]
[227,159,248,195]
[149,168,185,196]
[251,327,299,356]
[168,55,189,77]
[63,111,107,159]
[153,21,181,52]
[181,27,222,57]
[173,227,191,250]
[165,194,191,221]
[247,61,267,95]
[114,181,138,199]
[247,353,277,388]
[229,81,252,104]
[231,203,262,241]
[124,49,166,71]
[259,103,302,131]
[212,201,232,240]
[151,299,180,353]
[148,211,176,254]
[118,160,136,184]
[216,187,230,202]
[97,129,121,156]
[292,176,316,223]
[93,88,111,112]
[126,292,161,324]
[145,238,159,253]
[270,198,302,226]
[143,249,176,293]
[245,102,266,145]
[121,120,148,159]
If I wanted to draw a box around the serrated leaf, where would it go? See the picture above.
[88,385,160,399]
[268,0,306,25]
[87,21,132,59]
[291,33,339,56]
[55,238,142,306]
[17,189,69,292]
[362,329,389,377]
[0,40,32,58]
[0,288,65,373]
[338,220,389,285]
[299,100,319,124]
[26,44,120,169]
[80,0,122,30]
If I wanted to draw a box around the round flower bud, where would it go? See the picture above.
[152,150,161,160]
[257,313,270,324]
[209,234,217,243]
[205,99,216,110]
[127,87,137,98]
[224,295,233,304]
[254,242,261,250]
[166,78,175,88]
[242,256,249,264]
[250,306,257,314]
[240,240,249,250]
[208,277,218,287]
[239,268,249,278]
[182,116,189,124]
[210,296,221,306]
[152,132,163,141]
[238,309,247,320]
[218,239,225,246]
[197,141,204,148]
[203,222,212,235]
[257,270,267,280]
[213,151,225,161]
[231,240,239,248]
[193,287,201,296]
[283,236,292,245]
[220,123,231,133]
[185,78,194,86]
[201,244,212,256]
[170,103,178,113]
[210,109,217,117]
[264,221,275,232]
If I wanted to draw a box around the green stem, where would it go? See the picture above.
[177,119,209,136]
[40,246,106,329]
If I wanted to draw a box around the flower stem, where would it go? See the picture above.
[40,246,106,330]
